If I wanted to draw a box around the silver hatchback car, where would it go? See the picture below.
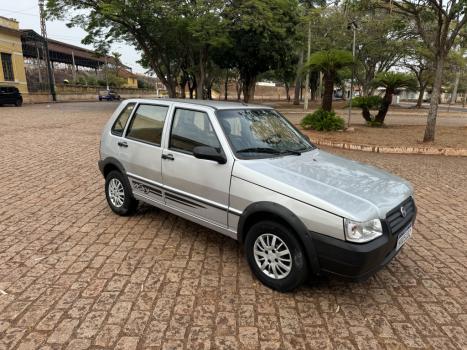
[99,99,416,291]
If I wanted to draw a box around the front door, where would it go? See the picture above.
[161,107,233,227]
[118,103,170,204]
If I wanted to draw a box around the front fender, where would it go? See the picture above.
[238,201,320,274]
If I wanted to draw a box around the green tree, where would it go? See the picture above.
[46,0,226,98]
[306,49,354,111]
[352,72,416,125]
[403,44,434,108]
[221,0,300,102]
[370,72,416,124]
[387,0,467,142]
[355,15,412,96]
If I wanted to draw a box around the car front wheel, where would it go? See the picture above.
[245,220,309,292]
[15,98,22,107]
[105,170,138,216]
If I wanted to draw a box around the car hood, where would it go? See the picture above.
[233,149,413,222]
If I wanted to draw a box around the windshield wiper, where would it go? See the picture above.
[236,147,281,154]
[236,148,302,156]
[280,149,301,156]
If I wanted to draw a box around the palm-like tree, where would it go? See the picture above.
[306,49,353,111]
[372,72,416,124]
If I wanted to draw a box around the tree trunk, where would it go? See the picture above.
[207,83,212,100]
[224,70,229,100]
[188,77,196,99]
[285,83,290,101]
[196,46,207,100]
[179,77,187,99]
[293,50,304,105]
[242,75,256,103]
[236,79,242,100]
[423,54,445,142]
[416,85,426,108]
[167,83,177,98]
[321,71,335,112]
[374,90,393,124]
[361,106,373,122]
[450,68,461,104]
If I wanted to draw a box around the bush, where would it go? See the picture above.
[351,96,383,109]
[301,109,345,131]
[366,120,384,127]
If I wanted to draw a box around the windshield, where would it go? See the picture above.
[216,109,314,159]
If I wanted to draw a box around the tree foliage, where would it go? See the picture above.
[45,0,467,142]
[353,72,416,125]
[382,0,467,141]
[306,49,354,111]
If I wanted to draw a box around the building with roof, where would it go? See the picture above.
[117,67,138,88]
[0,16,28,93]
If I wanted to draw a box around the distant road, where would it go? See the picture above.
[278,103,467,127]
[398,102,467,112]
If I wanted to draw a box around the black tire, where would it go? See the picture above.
[105,170,138,216]
[245,220,309,292]
[15,98,22,107]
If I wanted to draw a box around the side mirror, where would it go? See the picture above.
[193,146,227,164]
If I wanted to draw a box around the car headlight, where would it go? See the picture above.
[344,218,383,243]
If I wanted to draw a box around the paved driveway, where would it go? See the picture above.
[0,102,466,349]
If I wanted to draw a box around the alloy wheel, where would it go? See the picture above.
[253,233,292,279]
[108,178,125,208]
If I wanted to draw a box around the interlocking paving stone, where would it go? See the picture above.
[0,102,466,349]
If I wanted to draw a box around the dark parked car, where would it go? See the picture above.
[98,90,121,101]
[0,86,22,107]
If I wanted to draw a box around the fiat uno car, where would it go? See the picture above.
[99,99,416,292]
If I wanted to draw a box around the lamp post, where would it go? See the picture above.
[347,20,358,128]
[304,20,311,110]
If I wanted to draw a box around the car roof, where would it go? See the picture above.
[126,98,273,111]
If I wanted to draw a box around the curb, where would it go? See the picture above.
[312,139,467,157]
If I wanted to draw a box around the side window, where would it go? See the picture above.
[111,103,135,136]
[126,104,169,145]
[1,53,14,81]
[170,109,221,154]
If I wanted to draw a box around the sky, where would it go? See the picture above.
[1,1,146,73]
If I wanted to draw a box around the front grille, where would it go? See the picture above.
[386,197,416,235]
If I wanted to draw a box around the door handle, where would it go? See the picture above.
[162,154,174,161]
[118,141,128,148]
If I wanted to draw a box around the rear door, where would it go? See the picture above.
[118,103,171,204]
[101,102,136,159]
[161,106,234,227]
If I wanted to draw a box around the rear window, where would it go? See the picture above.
[126,104,169,145]
[0,86,16,93]
[111,103,135,136]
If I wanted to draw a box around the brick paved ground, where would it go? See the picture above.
[0,102,466,349]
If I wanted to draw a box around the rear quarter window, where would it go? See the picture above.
[111,103,136,136]
[126,104,169,145]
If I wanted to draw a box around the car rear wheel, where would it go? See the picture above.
[245,220,309,292]
[105,170,138,216]
[15,98,22,107]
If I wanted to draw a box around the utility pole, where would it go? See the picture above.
[71,50,77,82]
[304,20,311,110]
[104,56,109,90]
[39,0,56,101]
[347,20,358,128]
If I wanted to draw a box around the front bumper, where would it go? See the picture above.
[309,231,400,280]
[309,208,416,281]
